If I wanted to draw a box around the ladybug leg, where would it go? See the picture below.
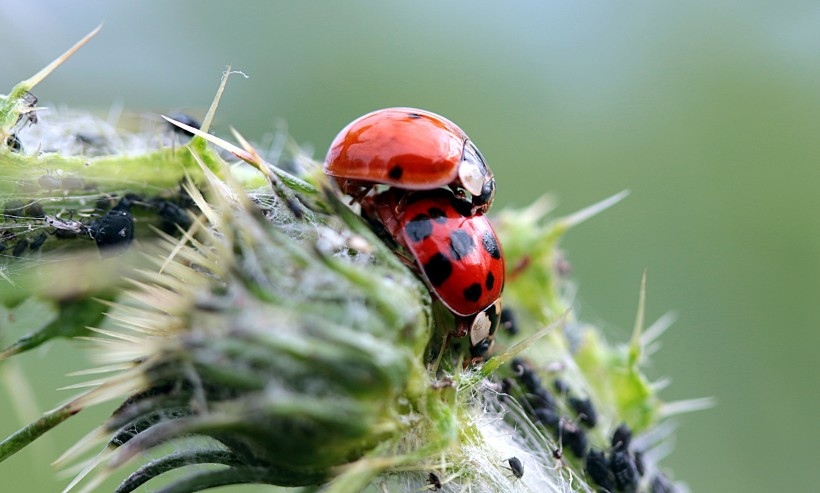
[349,185,373,205]
[339,179,373,205]
[395,251,418,270]
[453,315,471,338]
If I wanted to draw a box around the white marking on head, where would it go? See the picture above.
[459,162,485,196]
[470,311,492,346]
[458,141,490,197]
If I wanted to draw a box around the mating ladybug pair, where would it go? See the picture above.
[324,108,504,359]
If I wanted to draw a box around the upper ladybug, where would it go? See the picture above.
[324,108,495,214]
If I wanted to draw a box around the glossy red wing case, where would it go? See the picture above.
[393,190,505,316]
[324,108,465,189]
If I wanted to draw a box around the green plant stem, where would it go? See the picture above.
[0,403,79,462]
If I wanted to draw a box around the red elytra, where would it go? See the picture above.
[324,108,495,213]
[363,188,504,318]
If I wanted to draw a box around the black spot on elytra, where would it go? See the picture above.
[464,283,482,302]
[486,272,495,291]
[427,207,447,223]
[388,166,403,179]
[482,232,501,259]
[424,253,452,287]
[407,112,422,119]
[449,229,475,260]
[405,214,433,243]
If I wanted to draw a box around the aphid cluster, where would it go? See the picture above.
[584,424,643,493]
[1,190,195,260]
[2,199,46,258]
[501,348,678,493]
[586,423,677,493]
[2,99,201,259]
[324,108,504,359]
[505,357,592,460]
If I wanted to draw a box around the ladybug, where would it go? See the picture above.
[324,108,495,214]
[362,188,504,357]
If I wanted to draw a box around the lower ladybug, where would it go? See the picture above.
[362,188,505,358]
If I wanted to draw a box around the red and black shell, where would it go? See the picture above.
[324,107,495,213]
[362,188,505,358]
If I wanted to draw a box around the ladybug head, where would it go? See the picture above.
[472,178,495,215]
[468,299,502,359]
[458,141,495,214]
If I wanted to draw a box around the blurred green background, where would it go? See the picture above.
[1,1,818,492]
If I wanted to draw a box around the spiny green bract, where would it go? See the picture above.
[63,168,435,489]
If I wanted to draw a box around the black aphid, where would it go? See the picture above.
[427,472,442,490]
[568,396,598,428]
[611,423,633,450]
[610,446,639,493]
[89,198,134,256]
[166,112,201,138]
[504,456,524,479]
[500,307,518,335]
[559,420,588,458]
[586,449,615,491]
